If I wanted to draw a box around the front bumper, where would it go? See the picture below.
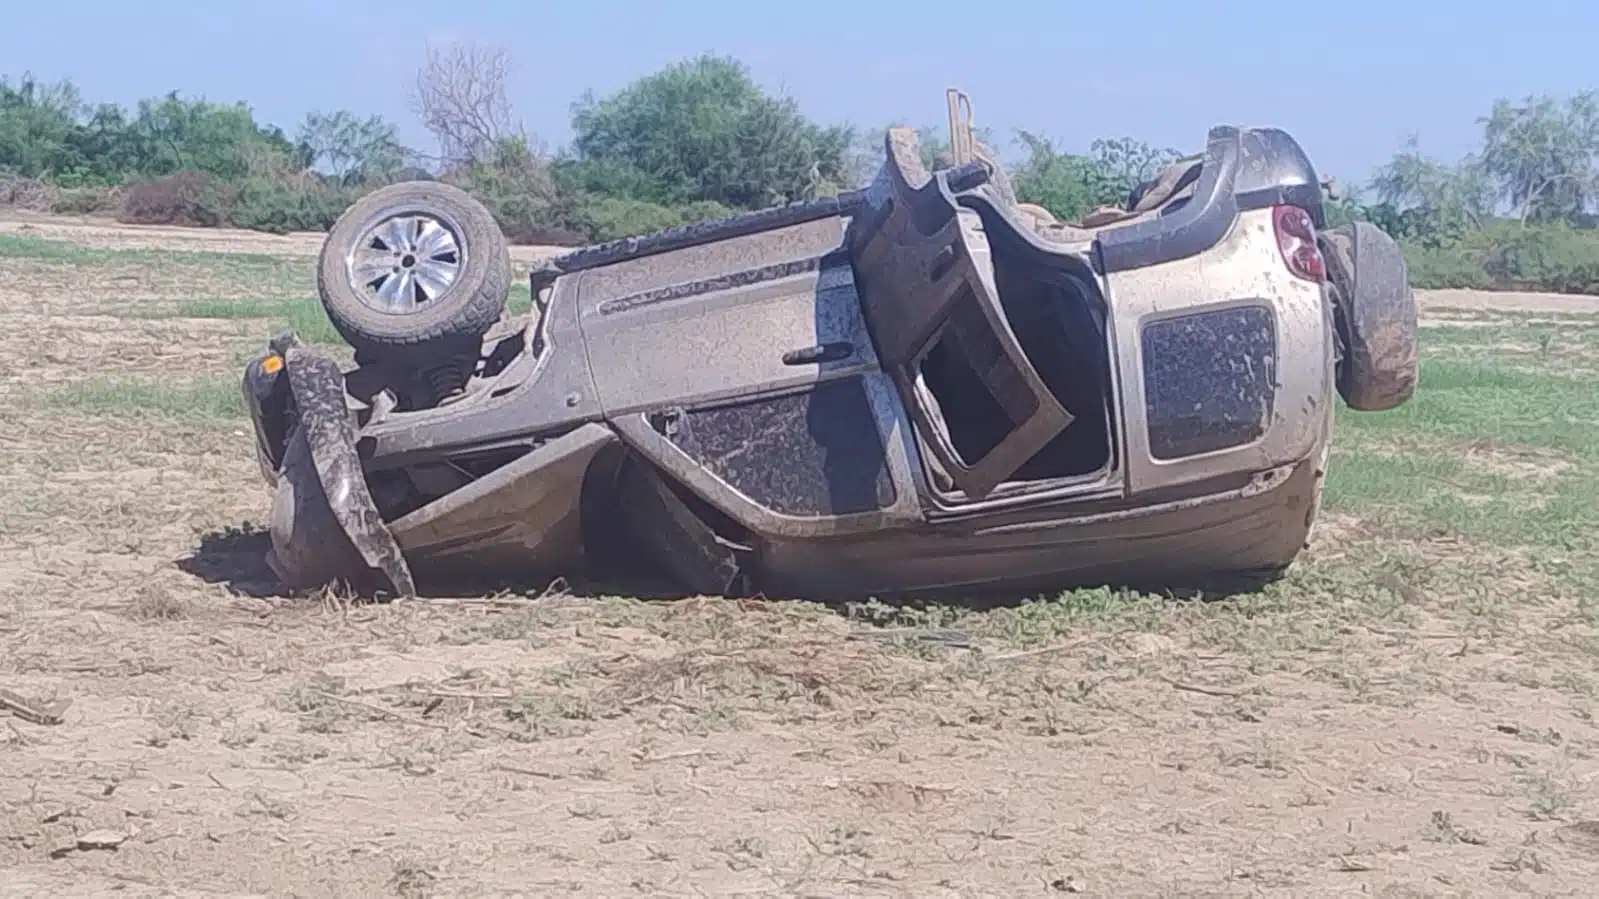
[240,340,416,598]
[242,353,290,487]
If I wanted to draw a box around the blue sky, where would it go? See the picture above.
[4,0,1596,188]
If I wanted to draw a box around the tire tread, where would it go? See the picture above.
[315,181,511,359]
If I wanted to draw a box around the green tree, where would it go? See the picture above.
[1006,132,1178,222]
[0,74,87,178]
[1366,139,1491,247]
[1321,186,1369,229]
[448,135,570,242]
[569,54,853,209]
[1009,131,1119,221]
[1089,137,1180,199]
[121,92,300,180]
[69,103,138,181]
[297,110,405,185]
[1477,91,1599,224]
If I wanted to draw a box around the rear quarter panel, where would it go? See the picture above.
[1104,207,1334,497]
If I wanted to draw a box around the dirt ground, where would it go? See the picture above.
[0,212,570,267]
[3,215,1598,898]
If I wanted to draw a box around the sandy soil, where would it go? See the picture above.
[2,215,1597,897]
[1418,288,1599,317]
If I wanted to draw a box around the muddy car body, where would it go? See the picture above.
[241,107,1417,601]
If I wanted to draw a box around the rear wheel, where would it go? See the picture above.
[1320,222,1418,412]
[316,181,511,364]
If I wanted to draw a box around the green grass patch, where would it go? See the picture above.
[172,296,342,344]
[1422,308,1599,324]
[0,232,300,268]
[0,233,111,263]
[284,300,343,345]
[173,297,299,320]
[508,282,532,315]
[1419,323,1599,367]
[1326,446,1599,551]
[2,234,535,311]
[1336,358,1599,457]
[1421,324,1592,348]
[1322,342,1599,552]
[169,281,533,346]
[46,377,245,420]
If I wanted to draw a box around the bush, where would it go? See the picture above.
[0,175,57,211]
[229,176,355,234]
[1399,242,1492,290]
[50,185,119,216]
[1365,201,1473,250]
[114,169,362,235]
[118,171,235,227]
[444,140,582,245]
[463,178,584,245]
[1395,223,1599,295]
[1011,143,1121,222]
[565,195,732,243]
[1485,225,1599,295]
[510,223,588,247]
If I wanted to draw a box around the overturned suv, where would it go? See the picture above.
[242,120,1417,601]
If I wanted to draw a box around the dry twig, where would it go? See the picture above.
[312,691,451,732]
[1160,677,1243,699]
[0,688,65,725]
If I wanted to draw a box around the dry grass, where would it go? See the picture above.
[1,217,1597,896]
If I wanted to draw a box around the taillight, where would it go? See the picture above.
[1272,204,1325,283]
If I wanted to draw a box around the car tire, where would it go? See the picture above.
[1320,222,1418,412]
[316,181,511,361]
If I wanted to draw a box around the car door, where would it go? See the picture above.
[846,136,1073,501]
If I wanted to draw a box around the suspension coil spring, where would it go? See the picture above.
[422,356,471,402]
